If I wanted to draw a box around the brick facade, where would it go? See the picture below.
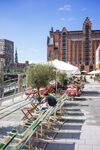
[47,17,100,72]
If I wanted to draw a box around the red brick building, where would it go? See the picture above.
[96,44,100,69]
[15,61,29,68]
[47,17,100,72]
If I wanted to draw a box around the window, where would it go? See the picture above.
[62,32,67,61]
[54,49,58,59]
[92,33,100,38]
[62,39,66,43]
[85,25,90,65]
[48,50,52,60]
[89,65,93,71]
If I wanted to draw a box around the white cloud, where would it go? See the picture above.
[58,5,71,11]
[81,8,87,11]
[67,17,75,22]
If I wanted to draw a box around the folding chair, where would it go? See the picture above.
[0,129,17,149]
[21,101,43,120]
[6,109,50,149]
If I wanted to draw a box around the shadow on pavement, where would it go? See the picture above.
[47,143,75,150]
[82,91,100,96]
[0,126,18,140]
[46,102,85,150]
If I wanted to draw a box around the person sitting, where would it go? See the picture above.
[36,92,57,111]
[41,95,57,107]
[46,95,57,106]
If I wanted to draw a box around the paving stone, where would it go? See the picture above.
[93,145,100,150]
[78,145,92,150]
[76,140,85,145]
[85,139,99,145]
[75,144,79,150]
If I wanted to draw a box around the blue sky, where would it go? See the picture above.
[0,0,100,63]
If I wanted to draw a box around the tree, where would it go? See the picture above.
[26,64,56,96]
[9,66,26,74]
[57,72,68,87]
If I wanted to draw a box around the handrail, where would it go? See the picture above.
[0,92,25,103]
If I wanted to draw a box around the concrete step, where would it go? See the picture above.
[64,111,84,116]
[61,116,86,120]
[63,122,83,126]
[51,129,81,133]
[65,111,82,114]
[38,138,84,144]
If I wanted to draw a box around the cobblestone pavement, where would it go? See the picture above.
[46,77,100,150]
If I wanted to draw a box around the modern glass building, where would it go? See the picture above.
[0,39,14,71]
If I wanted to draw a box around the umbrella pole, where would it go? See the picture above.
[55,70,57,95]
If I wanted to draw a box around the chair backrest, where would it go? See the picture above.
[4,94,68,150]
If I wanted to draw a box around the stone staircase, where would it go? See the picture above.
[45,100,86,150]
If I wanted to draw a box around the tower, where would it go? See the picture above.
[15,48,18,64]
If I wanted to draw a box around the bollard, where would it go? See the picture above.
[40,124,43,138]
[29,139,32,150]
[36,130,38,138]
[60,107,62,119]
[54,112,56,123]
[48,117,51,129]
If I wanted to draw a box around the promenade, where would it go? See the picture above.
[46,77,100,150]
[0,77,100,150]
[0,93,29,140]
